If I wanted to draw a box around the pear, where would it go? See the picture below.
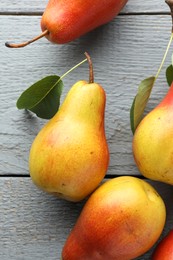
[133,82,173,185]
[29,53,109,202]
[61,176,166,260]
[152,230,173,260]
[5,0,128,48]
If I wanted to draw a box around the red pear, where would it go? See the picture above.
[5,0,128,48]
[152,230,173,260]
[62,176,166,260]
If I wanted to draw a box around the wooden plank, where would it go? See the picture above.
[0,0,169,14]
[1,14,172,175]
[125,0,168,13]
[0,0,48,13]
[0,177,173,259]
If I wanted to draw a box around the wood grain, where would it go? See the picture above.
[0,0,169,14]
[0,177,173,260]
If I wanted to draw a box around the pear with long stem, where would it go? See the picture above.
[29,52,109,202]
[5,0,128,48]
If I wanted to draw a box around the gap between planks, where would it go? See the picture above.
[0,174,146,179]
[0,11,171,16]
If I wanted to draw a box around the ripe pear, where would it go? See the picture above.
[152,230,173,260]
[133,82,173,185]
[61,176,166,260]
[5,0,128,48]
[29,54,109,202]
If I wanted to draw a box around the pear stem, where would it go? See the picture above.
[155,32,173,80]
[5,29,49,48]
[84,52,94,83]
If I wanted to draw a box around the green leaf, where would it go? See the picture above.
[17,75,63,119]
[130,76,155,134]
[166,64,173,86]
[29,80,63,119]
[165,53,173,86]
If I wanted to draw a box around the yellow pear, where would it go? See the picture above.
[62,176,166,260]
[133,82,173,185]
[29,54,109,202]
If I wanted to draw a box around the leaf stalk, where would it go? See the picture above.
[60,58,87,81]
[155,32,173,80]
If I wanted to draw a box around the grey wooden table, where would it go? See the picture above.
[1,0,173,259]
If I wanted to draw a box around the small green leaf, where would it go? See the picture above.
[17,75,63,119]
[166,64,173,86]
[130,76,155,134]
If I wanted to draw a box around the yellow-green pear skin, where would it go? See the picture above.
[133,82,173,185]
[62,176,166,260]
[29,80,109,202]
